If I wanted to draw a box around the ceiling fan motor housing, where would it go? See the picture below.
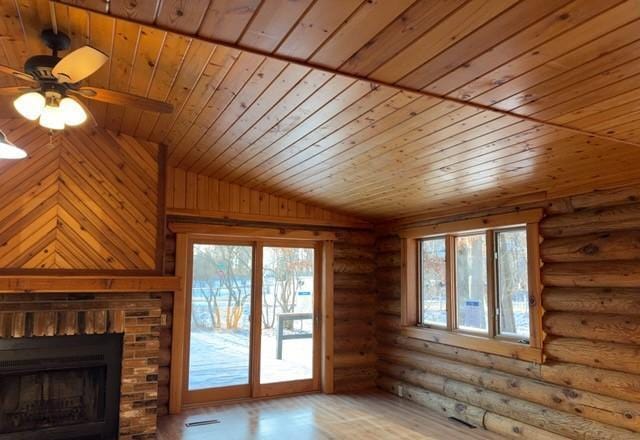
[24,54,60,82]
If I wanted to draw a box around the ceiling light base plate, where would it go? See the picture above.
[41,29,71,54]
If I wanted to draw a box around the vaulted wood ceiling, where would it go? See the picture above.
[2,0,640,220]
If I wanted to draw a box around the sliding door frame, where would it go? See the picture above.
[252,240,323,398]
[170,225,335,411]
[181,236,256,406]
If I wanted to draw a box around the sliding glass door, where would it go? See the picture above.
[257,246,320,396]
[183,240,321,404]
[184,243,254,403]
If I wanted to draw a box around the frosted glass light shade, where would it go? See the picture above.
[13,92,45,120]
[40,104,66,130]
[0,131,26,159]
[60,97,87,126]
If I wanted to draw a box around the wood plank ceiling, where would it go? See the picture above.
[2,0,640,220]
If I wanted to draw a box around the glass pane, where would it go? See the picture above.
[496,229,530,338]
[420,238,447,326]
[188,244,253,390]
[261,246,315,384]
[455,234,488,332]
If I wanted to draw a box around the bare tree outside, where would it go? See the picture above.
[262,247,314,330]
[496,229,529,337]
[191,244,253,331]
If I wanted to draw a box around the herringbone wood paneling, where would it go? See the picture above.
[0,119,160,271]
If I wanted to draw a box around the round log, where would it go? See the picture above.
[544,312,640,344]
[542,261,640,288]
[376,267,400,284]
[333,258,376,274]
[377,281,401,299]
[377,376,487,428]
[541,361,640,404]
[333,351,377,368]
[441,376,638,440]
[376,314,400,332]
[334,305,375,321]
[483,412,574,440]
[540,203,640,238]
[569,186,640,211]
[378,333,540,379]
[376,236,400,252]
[383,362,638,440]
[334,289,376,305]
[378,299,400,315]
[545,337,640,375]
[334,336,376,353]
[334,320,373,337]
[335,231,376,245]
[377,346,640,431]
[333,366,377,382]
[541,231,640,262]
[542,287,640,315]
[333,243,375,260]
[375,251,401,268]
[334,273,373,289]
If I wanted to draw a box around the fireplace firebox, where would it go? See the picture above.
[0,334,122,440]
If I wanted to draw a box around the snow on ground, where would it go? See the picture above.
[188,328,314,390]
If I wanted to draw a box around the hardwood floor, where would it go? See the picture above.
[157,391,504,439]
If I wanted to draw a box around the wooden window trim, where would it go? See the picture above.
[399,209,543,363]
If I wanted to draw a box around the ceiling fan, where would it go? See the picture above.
[0,29,173,132]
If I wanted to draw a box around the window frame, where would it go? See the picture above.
[399,209,543,363]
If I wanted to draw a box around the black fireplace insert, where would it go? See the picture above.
[0,334,122,440]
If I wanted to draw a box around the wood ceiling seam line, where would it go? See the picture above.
[49,0,640,152]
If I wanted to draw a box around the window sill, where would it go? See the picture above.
[401,326,543,363]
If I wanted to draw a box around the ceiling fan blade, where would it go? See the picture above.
[71,87,174,113]
[0,64,35,83]
[0,86,37,95]
[52,46,108,83]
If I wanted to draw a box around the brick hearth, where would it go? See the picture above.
[0,293,162,440]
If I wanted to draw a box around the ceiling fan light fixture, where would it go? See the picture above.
[0,130,27,159]
[13,91,45,121]
[60,97,87,126]
[39,102,66,130]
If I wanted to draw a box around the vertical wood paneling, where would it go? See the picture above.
[165,167,368,227]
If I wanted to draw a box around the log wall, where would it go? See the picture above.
[376,187,640,439]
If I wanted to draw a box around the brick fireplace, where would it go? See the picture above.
[0,292,163,440]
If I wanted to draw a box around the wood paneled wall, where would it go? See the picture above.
[166,167,369,228]
[375,186,640,439]
[0,119,161,271]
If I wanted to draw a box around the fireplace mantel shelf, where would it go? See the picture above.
[0,275,180,293]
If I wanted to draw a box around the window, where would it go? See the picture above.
[400,210,543,362]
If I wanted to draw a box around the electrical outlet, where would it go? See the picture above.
[397,384,404,398]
